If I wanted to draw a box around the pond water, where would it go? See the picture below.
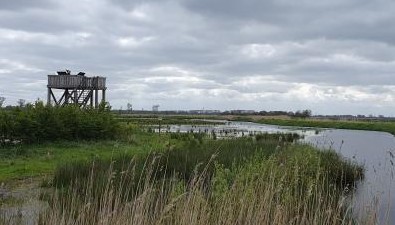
[0,179,47,225]
[305,129,395,224]
[155,120,319,138]
[158,120,395,223]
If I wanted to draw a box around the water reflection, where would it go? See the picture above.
[305,129,395,224]
[153,121,320,139]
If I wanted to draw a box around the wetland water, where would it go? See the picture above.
[0,179,46,225]
[305,129,395,223]
[160,121,395,223]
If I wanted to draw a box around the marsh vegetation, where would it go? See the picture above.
[0,105,384,224]
[41,135,363,225]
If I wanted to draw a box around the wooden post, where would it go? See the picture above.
[90,90,93,107]
[74,89,78,106]
[65,89,69,104]
[47,88,51,105]
[95,89,98,108]
[102,89,106,104]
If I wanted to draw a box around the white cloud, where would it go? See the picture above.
[128,5,151,21]
[241,44,276,58]
[117,36,155,48]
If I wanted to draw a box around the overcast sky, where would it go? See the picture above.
[1,0,395,115]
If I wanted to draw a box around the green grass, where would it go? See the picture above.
[0,129,169,181]
[51,135,283,189]
[250,118,395,135]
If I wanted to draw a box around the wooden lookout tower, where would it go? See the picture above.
[47,70,107,108]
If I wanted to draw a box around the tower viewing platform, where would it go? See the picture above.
[47,70,107,108]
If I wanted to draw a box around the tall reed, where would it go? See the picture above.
[39,145,368,225]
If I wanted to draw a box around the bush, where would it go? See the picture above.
[0,101,119,144]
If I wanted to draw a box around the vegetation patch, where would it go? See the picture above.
[0,102,119,145]
[0,110,375,224]
[41,135,364,225]
[241,118,395,135]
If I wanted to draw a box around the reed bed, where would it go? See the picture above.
[38,139,367,225]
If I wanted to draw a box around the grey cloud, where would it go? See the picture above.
[1,0,395,115]
[0,0,56,11]
[0,10,76,33]
[182,0,395,44]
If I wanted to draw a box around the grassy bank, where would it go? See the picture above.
[39,136,364,225]
[235,117,395,135]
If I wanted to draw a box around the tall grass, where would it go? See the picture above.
[40,148,366,224]
[34,133,368,225]
[52,135,281,189]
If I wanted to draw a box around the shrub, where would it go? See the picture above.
[0,101,119,144]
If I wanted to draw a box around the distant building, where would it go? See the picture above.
[152,105,160,112]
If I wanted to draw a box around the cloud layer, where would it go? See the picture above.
[1,0,394,115]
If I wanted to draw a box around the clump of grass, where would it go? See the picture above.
[52,135,282,191]
[255,132,300,142]
[0,214,14,225]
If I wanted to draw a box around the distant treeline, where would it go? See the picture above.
[0,102,119,145]
[114,109,313,118]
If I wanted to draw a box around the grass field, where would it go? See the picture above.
[0,126,167,181]
[227,116,395,135]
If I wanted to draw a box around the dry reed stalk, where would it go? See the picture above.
[38,159,379,225]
